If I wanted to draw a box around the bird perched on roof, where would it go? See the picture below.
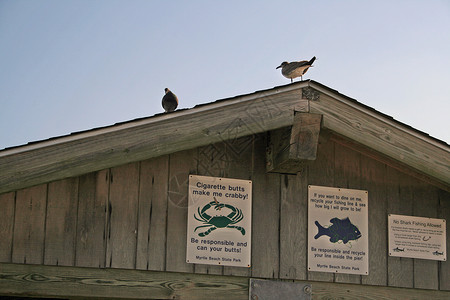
[162,88,178,113]
[277,56,316,82]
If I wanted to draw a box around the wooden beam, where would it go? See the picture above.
[309,84,450,188]
[1,263,449,299]
[1,81,448,194]
[310,280,450,299]
[329,131,450,193]
[267,113,322,174]
[0,88,309,194]
[0,263,248,299]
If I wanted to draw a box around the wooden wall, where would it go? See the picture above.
[0,132,449,292]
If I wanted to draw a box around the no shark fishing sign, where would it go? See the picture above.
[186,175,252,267]
[308,185,369,275]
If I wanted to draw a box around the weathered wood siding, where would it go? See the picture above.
[0,132,449,292]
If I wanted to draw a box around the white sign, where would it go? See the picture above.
[308,185,369,275]
[388,214,446,261]
[186,175,252,267]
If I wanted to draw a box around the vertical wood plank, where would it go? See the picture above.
[387,167,413,288]
[438,189,450,291]
[334,142,361,189]
[44,178,79,266]
[223,136,254,277]
[197,142,227,178]
[279,172,308,280]
[166,149,196,273]
[12,184,47,264]
[136,156,169,271]
[106,163,140,269]
[307,135,335,282]
[223,136,254,182]
[412,180,439,290]
[76,170,109,268]
[195,142,226,275]
[0,192,15,262]
[361,157,387,286]
[334,142,362,284]
[251,133,280,279]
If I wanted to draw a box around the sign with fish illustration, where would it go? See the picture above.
[314,217,361,244]
[186,175,252,267]
[308,185,369,275]
[388,214,446,261]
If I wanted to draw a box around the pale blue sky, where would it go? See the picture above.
[1,0,449,149]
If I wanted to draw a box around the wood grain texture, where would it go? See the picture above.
[360,157,387,286]
[438,189,450,291]
[0,192,15,262]
[195,142,226,275]
[386,167,413,288]
[334,142,362,284]
[251,134,281,278]
[44,178,79,266]
[166,149,197,273]
[280,173,308,280]
[136,156,169,271]
[12,185,47,265]
[412,180,439,290]
[0,124,449,293]
[290,113,321,161]
[329,134,449,193]
[310,279,450,300]
[106,162,140,269]
[309,89,450,187]
[197,142,227,178]
[267,113,321,174]
[75,170,108,268]
[2,263,450,299]
[222,135,254,277]
[0,88,306,195]
[1,82,447,195]
[0,262,248,300]
[307,136,335,282]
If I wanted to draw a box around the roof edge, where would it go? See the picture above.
[0,81,310,157]
[308,80,449,150]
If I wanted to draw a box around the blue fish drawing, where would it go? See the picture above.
[314,217,361,244]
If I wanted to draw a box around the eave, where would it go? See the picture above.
[0,81,448,194]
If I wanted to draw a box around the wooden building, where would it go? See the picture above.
[0,80,449,299]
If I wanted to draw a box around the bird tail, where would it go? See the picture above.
[309,56,316,65]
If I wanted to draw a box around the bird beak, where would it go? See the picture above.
[276,65,282,69]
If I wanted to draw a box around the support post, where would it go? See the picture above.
[267,113,322,174]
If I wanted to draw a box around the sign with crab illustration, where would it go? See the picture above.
[186,175,252,267]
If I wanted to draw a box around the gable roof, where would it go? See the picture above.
[1,80,449,194]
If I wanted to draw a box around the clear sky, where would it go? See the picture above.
[1,0,449,150]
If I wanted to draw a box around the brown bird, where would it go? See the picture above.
[276,56,316,82]
[162,88,178,113]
